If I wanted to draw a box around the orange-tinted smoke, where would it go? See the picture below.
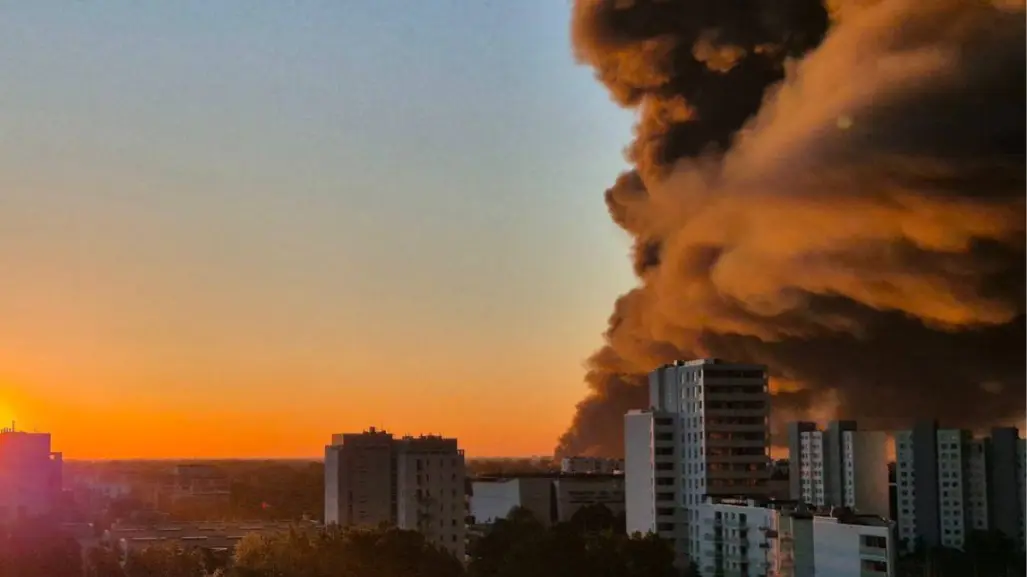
[557,0,1026,457]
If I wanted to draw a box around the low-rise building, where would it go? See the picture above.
[470,477,552,525]
[694,498,896,577]
[469,473,624,527]
[560,457,624,475]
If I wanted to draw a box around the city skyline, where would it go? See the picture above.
[3,0,1024,461]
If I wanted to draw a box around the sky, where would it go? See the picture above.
[0,1,637,459]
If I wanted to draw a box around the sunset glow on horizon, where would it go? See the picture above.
[0,1,637,459]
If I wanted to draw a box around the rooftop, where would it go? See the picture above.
[473,472,623,482]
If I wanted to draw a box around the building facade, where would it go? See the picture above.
[788,421,889,517]
[695,497,896,577]
[394,435,466,559]
[894,422,1025,552]
[470,477,553,525]
[0,428,63,522]
[625,358,772,564]
[324,428,466,559]
[469,474,625,527]
[560,457,623,475]
[324,428,396,527]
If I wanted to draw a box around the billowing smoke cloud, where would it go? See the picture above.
[558,0,1026,457]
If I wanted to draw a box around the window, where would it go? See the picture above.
[862,535,887,549]
[861,560,888,573]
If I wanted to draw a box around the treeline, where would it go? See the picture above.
[2,505,685,577]
[895,531,1025,577]
[74,460,324,523]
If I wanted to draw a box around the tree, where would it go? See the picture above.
[123,542,208,577]
[0,519,82,577]
[83,544,124,577]
[468,507,678,577]
[231,524,464,577]
[567,504,622,535]
[467,507,546,577]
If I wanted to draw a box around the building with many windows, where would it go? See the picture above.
[787,421,889,517]
[694,497,896,577]
[394,435,466,557]
[468,473,624,527]
[624,358,772,564]
[894,422,1025,552]
[324,428,466,559]
[0,427,63,522]
[559,456,623,475]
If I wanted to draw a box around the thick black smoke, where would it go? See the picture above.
[558,0,1026,457]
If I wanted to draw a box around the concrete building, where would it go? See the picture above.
[788,421,889,516]
[324,428,396,527]
[394,435,467,559]
[894,422,1026,552]
[324,428,466,559]
[470,477,552,525]
[625,358,772,564]
[552,475,624,522]
[624,409,681,550]
[0,428,63,522]
[695,497,896,577]
[469,473,624,527]
[560,456,623,475]
[986,428,1026,548]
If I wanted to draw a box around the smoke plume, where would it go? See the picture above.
[558,0,1026,457]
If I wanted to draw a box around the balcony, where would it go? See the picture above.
[705,438,768,448]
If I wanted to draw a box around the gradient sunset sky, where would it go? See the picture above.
[0,2,639,458]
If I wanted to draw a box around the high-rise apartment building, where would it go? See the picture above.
[394,435,466,558]
[0,428,63,522]
[986,427,1027,548]
[324,428,466,559]
[324,428,396,528]
[625,358,771,564]
[894,422,1025,552]
[787,421,889,517]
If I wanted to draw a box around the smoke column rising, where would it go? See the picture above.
[557,0,1026,457]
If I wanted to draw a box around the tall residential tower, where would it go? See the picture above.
[625,358,771,563]
[324,428,467,559]
[894,422,1026,552]
[787,420,889,517]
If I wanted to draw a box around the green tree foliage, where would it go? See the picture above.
[0,519,82,577]
[232,524,464,577]
[468,507,678,577]
[566,504,624,535]
[123,542,209,577]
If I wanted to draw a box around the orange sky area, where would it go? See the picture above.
[1,345,588,460]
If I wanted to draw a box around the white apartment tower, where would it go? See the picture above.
[625,358,771,564]
[787,421,889,517]
[894,422,1025,552]
[324,428,467,559]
